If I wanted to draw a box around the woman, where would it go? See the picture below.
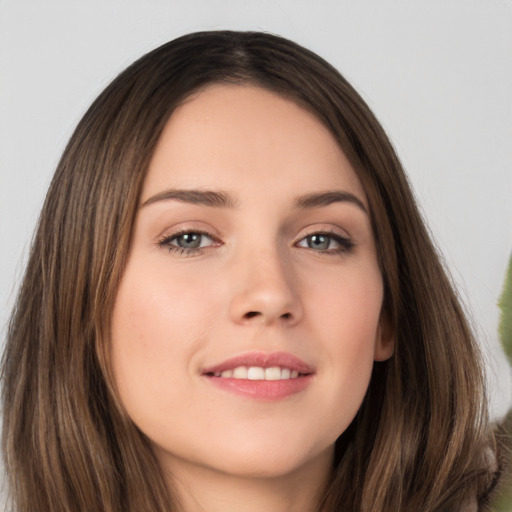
[1,31,498,511]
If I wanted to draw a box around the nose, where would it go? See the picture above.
[228,247,303,326]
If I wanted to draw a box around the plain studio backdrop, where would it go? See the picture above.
[0,0,511,486]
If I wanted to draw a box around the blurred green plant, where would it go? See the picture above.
[491,252,512,511]
[499,253,512,365]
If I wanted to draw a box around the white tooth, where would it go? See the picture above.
[220,369,233,378]
[247,367,265,380]
[281,368,291,379]
[214,372,221,377]
[233,366,248,379]
[291,370,299,379]
[265,367,281,381]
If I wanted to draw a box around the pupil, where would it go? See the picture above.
[179,233,201,248]
[309,235,329,250]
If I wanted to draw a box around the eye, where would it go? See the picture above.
[296,232,354,254]
[158,230,218,255]
[172,232,212,249]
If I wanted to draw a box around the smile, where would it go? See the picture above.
[210,366,301,380]
[201,352,314,400]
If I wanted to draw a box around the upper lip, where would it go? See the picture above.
[201,351,315,376]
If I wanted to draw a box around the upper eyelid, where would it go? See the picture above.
[159,229,219,245]
[157,225,352,242]
[295,231,353,246]
[294,226,351,241]
[168,228,214,239]
[156,223,222,243]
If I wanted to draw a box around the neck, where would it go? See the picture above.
[161,449,333,512]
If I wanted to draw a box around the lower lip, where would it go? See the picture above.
[205,375,313,401]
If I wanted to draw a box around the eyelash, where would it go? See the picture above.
[157,229,354,257]
[157,229,218,257]
[297,230,355,255]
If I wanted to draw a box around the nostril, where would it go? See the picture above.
[243,311,292,320]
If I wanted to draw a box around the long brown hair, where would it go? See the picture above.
[2,31,496,511]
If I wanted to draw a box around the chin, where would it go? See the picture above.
[192,437,334,481]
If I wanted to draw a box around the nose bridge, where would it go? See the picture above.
[229,240,302,325]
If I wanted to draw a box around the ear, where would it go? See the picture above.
[374,313,394,361]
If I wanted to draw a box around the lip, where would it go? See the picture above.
[201,351,315,375]
[201,351,315,401]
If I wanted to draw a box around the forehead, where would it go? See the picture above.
[142,84,367,206]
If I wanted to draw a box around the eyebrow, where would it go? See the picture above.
[293,191,367,213]
[141,188,367,213]
[141,189,237,208]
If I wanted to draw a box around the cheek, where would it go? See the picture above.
[306,264,384,420]
[309,261,384,349]
[109,263,217,425]
[112,262,217,352]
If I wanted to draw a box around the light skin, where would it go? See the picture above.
[111,84,394,512]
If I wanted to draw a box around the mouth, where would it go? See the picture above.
[206,366,304,380]
[201,352,315,400]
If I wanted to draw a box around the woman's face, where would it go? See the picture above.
[111,84,393,481]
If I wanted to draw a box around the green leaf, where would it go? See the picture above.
[492,253,512,511]
[498,252,512,364]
